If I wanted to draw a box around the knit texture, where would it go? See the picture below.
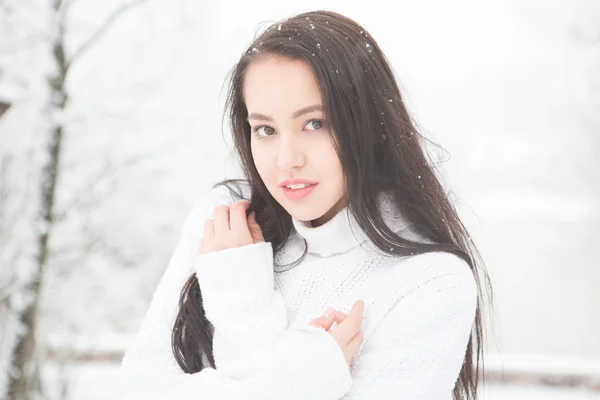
[118,184,478,399]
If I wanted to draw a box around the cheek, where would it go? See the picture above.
[311,144,344,197]
[319,145,343,181]
[251,142,272,180]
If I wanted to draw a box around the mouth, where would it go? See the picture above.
[281,182,318,200]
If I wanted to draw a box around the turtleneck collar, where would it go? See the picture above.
[292,206,366,257]
[289,191,410,258]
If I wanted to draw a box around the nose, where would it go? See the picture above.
[276,133,305,170]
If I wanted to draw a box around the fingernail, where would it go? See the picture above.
[324,307,335,318]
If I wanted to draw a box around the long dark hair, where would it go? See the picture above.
[171,10,492,400]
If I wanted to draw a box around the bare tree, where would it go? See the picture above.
[0,101,10,117]
[5,0,147,399]
[0,65,13,117]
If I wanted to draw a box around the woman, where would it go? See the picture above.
[118,9,491,400]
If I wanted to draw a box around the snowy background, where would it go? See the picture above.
[0,0,599,398]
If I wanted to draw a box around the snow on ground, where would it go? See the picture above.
[43,361,600,400]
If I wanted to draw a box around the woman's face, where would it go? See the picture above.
[244,55,345,227]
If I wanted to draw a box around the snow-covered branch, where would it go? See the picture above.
[67,0,148,69]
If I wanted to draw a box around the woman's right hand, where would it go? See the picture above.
[198,200,264,255]
[309,300,365,366]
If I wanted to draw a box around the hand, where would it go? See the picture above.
[308,300,365,366]
[198,200,264,255]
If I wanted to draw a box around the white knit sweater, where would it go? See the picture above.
[117,184,478,400]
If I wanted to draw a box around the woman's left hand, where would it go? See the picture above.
[198,200,264,255]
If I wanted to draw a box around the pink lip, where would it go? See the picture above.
[279,179,318,187]
[281,180,319,201]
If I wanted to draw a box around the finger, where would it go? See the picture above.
[203,219,215,240]
[308,316,335,330]
[213,205,230,234]
[247,211,264,243]
[326,311,347,330]
[316,310,347,331]
[308,307,336,330]
[346,330,364,363]
[333,311,348,324]
[229,200,250,233]
[331,300,364,344]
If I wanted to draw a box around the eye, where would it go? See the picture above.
[305,119,326,131]
[253,125,276,138]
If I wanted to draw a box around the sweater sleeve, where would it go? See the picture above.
[343,253,478,400]
[193,241,289,378]
[117,188,352,399]
[119,322,352,400]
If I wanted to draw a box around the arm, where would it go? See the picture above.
[343,253,478,399]
[193,241,289,378]
[119,318,351,400]
[118,191,352,399]
[192,196,291,377]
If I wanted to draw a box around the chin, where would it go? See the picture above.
[269,186,340,223]
[279,200,333,224]
[287,209,322,224]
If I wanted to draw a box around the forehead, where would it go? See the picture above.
[243,55,323,114]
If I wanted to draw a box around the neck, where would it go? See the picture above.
[309,198,346,228]
[288,192,410,258]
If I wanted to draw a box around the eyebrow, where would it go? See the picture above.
[247,104,324,121]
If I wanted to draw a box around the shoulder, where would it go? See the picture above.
[409,251,474,279]
[360,250,479,344]
[387,252,479,328]
[383,251,478,303]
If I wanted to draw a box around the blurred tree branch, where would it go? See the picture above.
[67,0,148,70]
[0,101,11,117]
[6,0,150,398]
